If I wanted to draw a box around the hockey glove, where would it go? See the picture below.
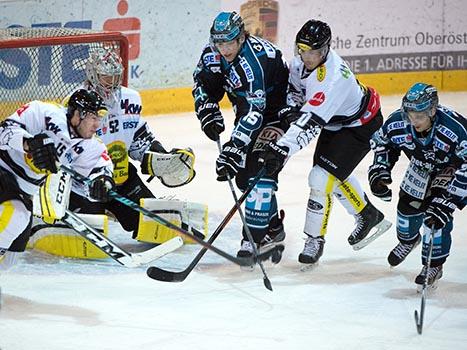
[278,105,302,130]
[215,140,246,181]
[142,148,196,187]
[196,102,225,141]
[368,164,392,201]
[25,133,58,173]
[258,142,289,176]
[424,195,456,229]
[89,175,115,202]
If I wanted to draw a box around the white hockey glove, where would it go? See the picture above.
[141,148,196,187]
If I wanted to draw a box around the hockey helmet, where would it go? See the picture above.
[210,11,244,43]
[67,89,106,119]
[295,20,332,52]
[402,83,438,114]
[86,48,123,97]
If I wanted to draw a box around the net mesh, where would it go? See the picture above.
[0,27,128,118]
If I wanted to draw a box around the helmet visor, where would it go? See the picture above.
[295,43,327,58]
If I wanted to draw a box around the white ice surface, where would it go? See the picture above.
[1,93,466,350]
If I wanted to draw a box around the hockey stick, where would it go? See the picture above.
[414,224,436,334]
[216,139,274,291]
[61,166,280,267]
[62,210,183,267]
[146,167,284,282]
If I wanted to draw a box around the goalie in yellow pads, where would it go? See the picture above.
[31,48,206,261]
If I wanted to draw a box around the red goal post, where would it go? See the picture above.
[0,27,129,119]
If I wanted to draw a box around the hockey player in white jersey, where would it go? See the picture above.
[67,48,197,242]
[0,89,114,270]
[259,20,391,266]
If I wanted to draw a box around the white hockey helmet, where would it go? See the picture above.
[86,48,123,98]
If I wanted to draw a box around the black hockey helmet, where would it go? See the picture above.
[67,89,106,119]
[296,20,332,50]
[210,11,244,43]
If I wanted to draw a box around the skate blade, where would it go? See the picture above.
[352,219,392,251]
[300,262,319,272]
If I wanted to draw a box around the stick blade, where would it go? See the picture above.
[146,266,186,282]
[414,310,423,335]
[263,277,273,291]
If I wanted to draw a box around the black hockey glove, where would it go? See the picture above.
[196,102,225,141]
[258,142,289,176]
[278,105,302,130]
[25,133,58,173]
[424,195,456,229]
[89,175,115,202]
[215,140,246,181]
[368,164,392,201]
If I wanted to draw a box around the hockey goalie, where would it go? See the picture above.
[29,168,208,264]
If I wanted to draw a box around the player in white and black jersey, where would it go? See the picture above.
[259,20,392,266]
[68,49,195,240]
[0,90,114,269]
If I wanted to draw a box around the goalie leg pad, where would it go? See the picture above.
[29,214,109,259]
[136,198,208,244]
[0,199,32,252]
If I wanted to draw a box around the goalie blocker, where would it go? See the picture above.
[31,171,208,259]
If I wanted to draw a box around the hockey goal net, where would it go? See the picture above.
[0,27,129,119]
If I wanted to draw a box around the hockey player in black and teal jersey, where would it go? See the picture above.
[192,11,289,258]
[368,82,467,287]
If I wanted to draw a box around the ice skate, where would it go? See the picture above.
[237,239,256,270]
[348,202,392,250]
[415,265,443,292]
[387,235,421,267]
[260,210,286,249]
[299,235,324,271]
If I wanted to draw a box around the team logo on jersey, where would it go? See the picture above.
[309,92,325,106]
[107,141,129,184]
[316,65,326,82]
[246,89,266,111]
[422,149,436,161]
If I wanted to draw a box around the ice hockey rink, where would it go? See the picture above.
[1,92,466,350]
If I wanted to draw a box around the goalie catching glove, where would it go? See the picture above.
[141,148,196,187]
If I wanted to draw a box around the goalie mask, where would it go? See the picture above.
[86,48,124,99]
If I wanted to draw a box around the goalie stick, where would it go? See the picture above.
[61,166,282,268]
[62,210,183,267]
[414,224,436,335]
[145,167,284,282]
